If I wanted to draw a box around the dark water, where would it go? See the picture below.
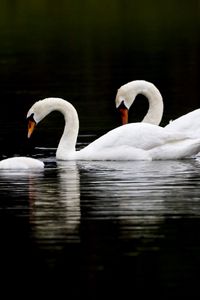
[0,1,200,298]
[1,157,200,298]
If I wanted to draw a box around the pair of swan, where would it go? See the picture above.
[26,88,200,161]
[1,80,200,169]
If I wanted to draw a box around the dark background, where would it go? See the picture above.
[0,0,199,155]
[0,2,200,299]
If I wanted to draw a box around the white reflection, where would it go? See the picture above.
[1,158,200,246]
[29,160,81,243]
[0,161,81,244]
[77,159,200,239]
[0,169,45,200]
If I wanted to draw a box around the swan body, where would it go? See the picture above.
[27,97,200,160]
[165,108,200,138]
[0,157,44,169]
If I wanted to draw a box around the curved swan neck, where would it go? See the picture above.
[56,100,79,158]
[28,98,79,158]
[141,82,163,125]
[116,80,164,125]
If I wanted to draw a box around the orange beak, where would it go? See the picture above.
[118,106,129,125]
[28,119,36,138]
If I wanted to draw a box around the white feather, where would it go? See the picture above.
[0,157,44,169]
[27,98,200,161]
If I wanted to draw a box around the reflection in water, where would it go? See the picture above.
[77,159,200,298]
[78,159,200,218]
[78,159,200,246]
[1,158,200,297]
[30,161,80,246]
[0,161,81,244]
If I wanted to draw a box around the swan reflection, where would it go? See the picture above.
[30,161,81,244]
[77,159,200,240]
[0,161,81,246]
[1,158,200,249]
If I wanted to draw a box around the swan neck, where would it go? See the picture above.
[35,98,79,159]
[56,101,79,158]
[141,85,164,125]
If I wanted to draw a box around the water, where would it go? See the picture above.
[1,156,200,298]
[0,1,200,298]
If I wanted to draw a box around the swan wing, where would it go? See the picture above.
[77,144,152,160]
[83,123,188,150]
[165,109,200,138]
[76,123,195,160]
[149,138,200,159]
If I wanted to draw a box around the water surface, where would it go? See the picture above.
[1,156,200,298]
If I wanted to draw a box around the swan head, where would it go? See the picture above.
[115,80,163,126]
[27,99,46,138]
[115,82,139,125]
[26,98,60,138]
[26,97,79,142]
[116,101,129,125]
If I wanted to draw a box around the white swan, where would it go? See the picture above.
[0,157,44,169]
[27,97,200,160]
[115,80,164,125]
[116,79,200,138]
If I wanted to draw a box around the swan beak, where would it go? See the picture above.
[28,119,36,138]
[118,106,129,125]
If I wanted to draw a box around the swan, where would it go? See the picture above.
[115,80,164,125]
[26,97,200,160]
[115,79,200,138]
[0,157,44,169]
